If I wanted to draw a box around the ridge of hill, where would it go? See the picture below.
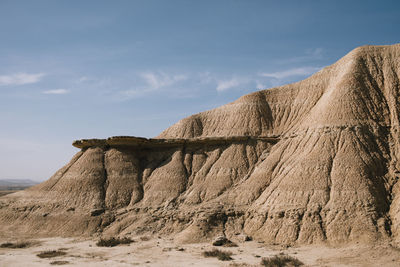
[1,44,400,246]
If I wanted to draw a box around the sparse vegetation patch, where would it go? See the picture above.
[0,241,30,248]
[140,236,150,241]
[203,248,233,261]
[37,250,67,258]
[261,254,303,267]
[212,236,238,247]
[96,237,134,247]
[50,261,70,265]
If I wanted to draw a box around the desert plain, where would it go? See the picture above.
[1,235,400,266]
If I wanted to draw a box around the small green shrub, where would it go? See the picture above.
[261,254,303,267]
[96,237,134,247]
[203,248,233,261]
[37,250,67,258]
[0,241,30,248]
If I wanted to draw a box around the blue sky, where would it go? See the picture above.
[0,0,399,181]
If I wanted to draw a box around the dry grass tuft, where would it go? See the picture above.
[223,240,238,247]
[261,254,303,267]
[229,263,255,266]
[203,248,233,261]
[37,250,67,259]
[96,237,134,247]
[50,261,70,265]
[140,236,150,241]
[0,241,31,248]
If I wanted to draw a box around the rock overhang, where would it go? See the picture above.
[72,135,281,149]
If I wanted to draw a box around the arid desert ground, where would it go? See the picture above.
[1,235,400,266]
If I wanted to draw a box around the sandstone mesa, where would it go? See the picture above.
[1,44,400,247]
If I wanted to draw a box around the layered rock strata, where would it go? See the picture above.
[1,44,400,246]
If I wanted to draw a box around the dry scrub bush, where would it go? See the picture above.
[140,236,150,241]
[0,241,30,248]
[96,237,134,247]
[203,248,233,261]
[50,261,70,265]
[261,254,303,267]
[223,241,238,247]
[37,250,67,258]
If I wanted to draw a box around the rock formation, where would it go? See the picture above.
[1,44,400,246]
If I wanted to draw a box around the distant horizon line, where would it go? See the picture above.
[0,178,43,183]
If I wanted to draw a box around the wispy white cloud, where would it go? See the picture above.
[216,77,241,92]
[78,76,89,82]
[0,73,45,86]
[120,72,187,99]
[255,81,265,90]
[259,67,321,80]
[118,67,322,99]
[42,89,69,95]
[198,71,213,84]
[274,48,325,65]
[306,48,324,59]
[119,88,149,98]
[140,72,187,89]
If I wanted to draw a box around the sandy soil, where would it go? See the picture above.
[1,236,400,266]
[0,190,19,197]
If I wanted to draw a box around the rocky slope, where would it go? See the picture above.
[1,44,400,246]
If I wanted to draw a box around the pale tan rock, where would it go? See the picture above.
[1,44,400,247]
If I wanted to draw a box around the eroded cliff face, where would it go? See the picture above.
[1,44,400,246]
[0,137,276,241]
[159,44,400,245]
